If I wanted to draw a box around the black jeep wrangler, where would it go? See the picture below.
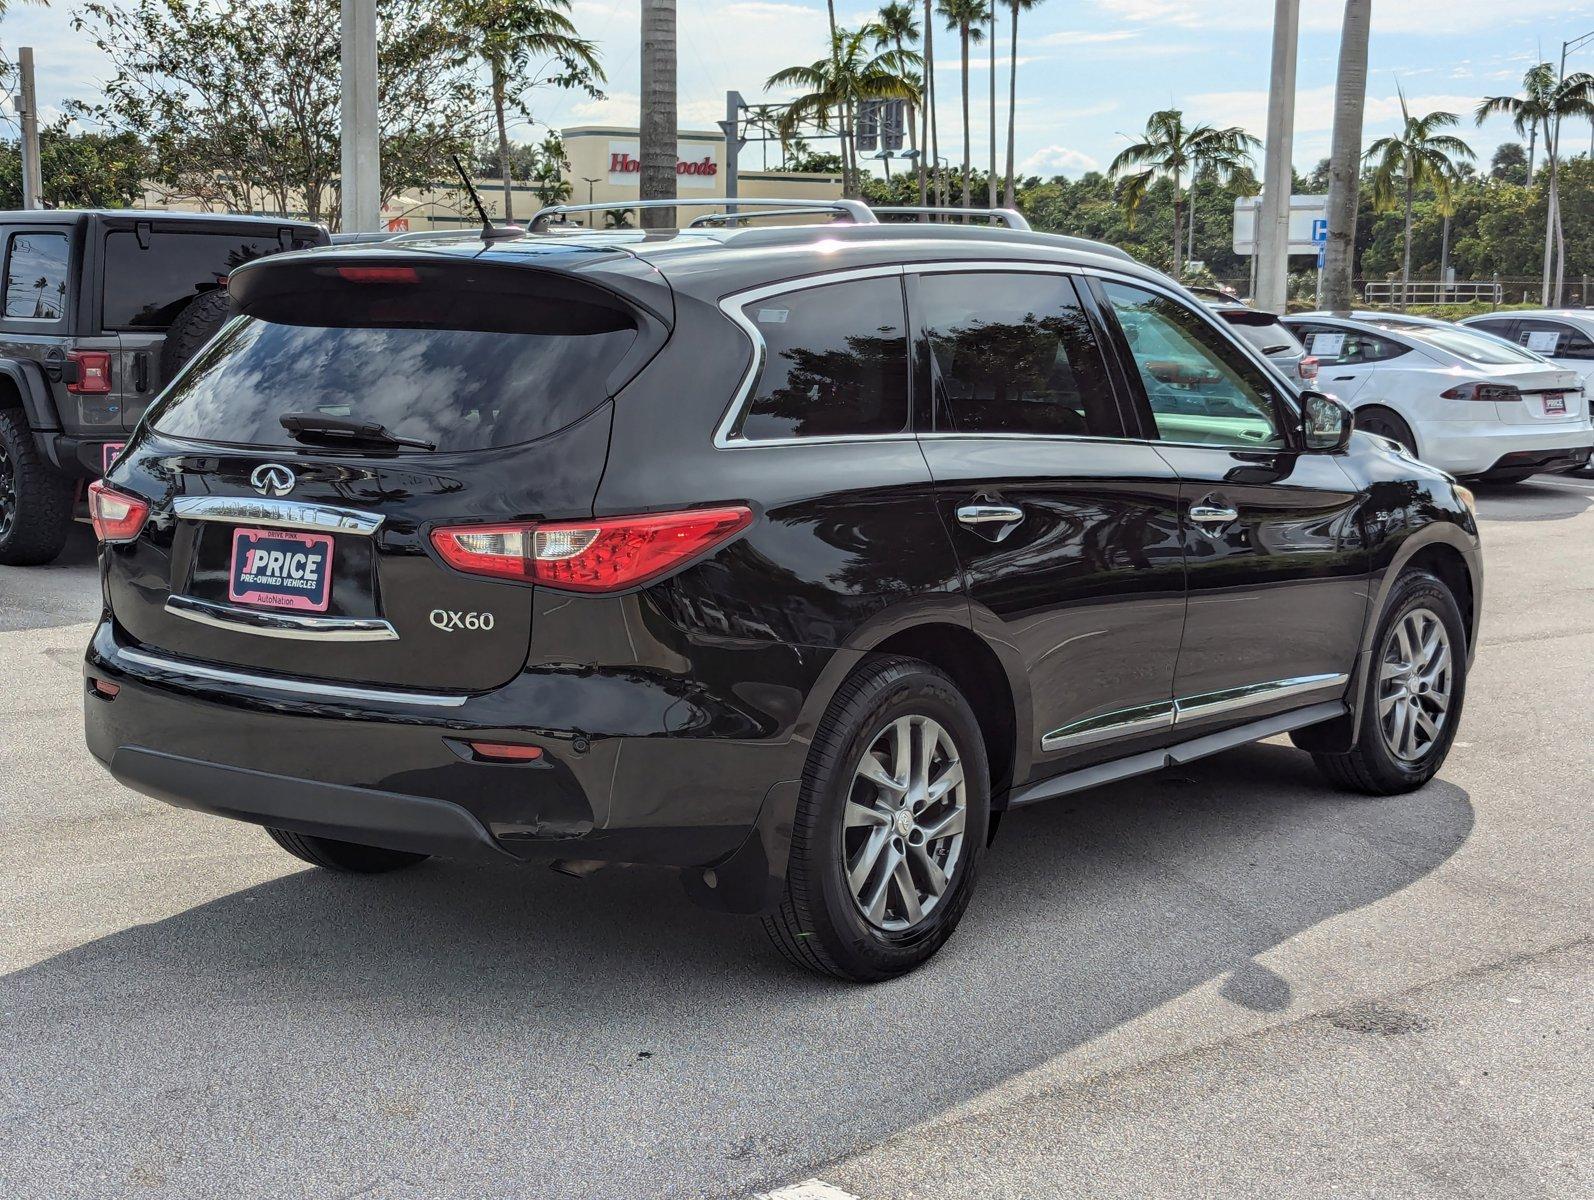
[0,210,327,564]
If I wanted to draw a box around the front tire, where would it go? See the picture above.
[1308,569,1467,795]
[265,827,429,873]
[1354,406,1418,458]
[763,656,989,982]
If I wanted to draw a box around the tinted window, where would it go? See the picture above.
[1468,318,1516,339]
[734,277,910,440]
[1517,318,1594,360]
[1293,324,1409,365]
[1103,281,1286,448]
[1230,319,1304,357]
[1391,324,1540,365]
[102,229,314,329]
[920,272,1120,437]
[148,310,637,454]
[5,232,69,320]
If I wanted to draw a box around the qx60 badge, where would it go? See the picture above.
[250,463,297,498]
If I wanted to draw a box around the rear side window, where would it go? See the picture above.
[1294,324,1408,365]
[148,262,639,453]
[733,276,910,441]
[102,229,316,330]
[1517,318,1594,359]
[4,231,69,321]
[920,271,1120,437]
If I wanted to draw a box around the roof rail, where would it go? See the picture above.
[872,205,1031,231]
[687,207,854,227]
[529,197,878,231]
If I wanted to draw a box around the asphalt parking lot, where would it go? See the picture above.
[3,477,1591,1200]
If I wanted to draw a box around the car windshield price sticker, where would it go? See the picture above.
[1524,330,1561,353]
[1309,332,1345,358]
[229,528,335,612]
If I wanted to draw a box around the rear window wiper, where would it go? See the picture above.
[279,412,435,452]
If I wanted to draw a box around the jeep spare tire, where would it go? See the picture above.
[159,288,233,383]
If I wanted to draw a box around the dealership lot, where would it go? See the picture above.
[3,479,1592,1199]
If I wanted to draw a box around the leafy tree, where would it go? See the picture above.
[72,0,485,230]
[1489,142,1528,185]
[0,121,149,208]
[454,0,602,222]
[1365,90,1473,305]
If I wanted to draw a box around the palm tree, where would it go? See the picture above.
[1365,89,1474,309]
[459,0,603,222]
[873,4,921,187]
[1323,0,1371,313]
[745,103,785,169]
[639,0,676,226]
[937,0,986,208]
[923,0,940,205]
[1184,127,1259,264]
[768,28,919,198]
[986,0,997,207]
[1002,0,1044,209]
[1478,64,1594,305]
[1110,109,1254,279]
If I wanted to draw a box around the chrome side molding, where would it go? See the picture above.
[1041,672,1350,752]
[170,496,384,536]
[165,595,398,642]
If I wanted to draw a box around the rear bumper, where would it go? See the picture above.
[1481,444,1592,477]
[83,619,817,909]
[1418,422,1593,476]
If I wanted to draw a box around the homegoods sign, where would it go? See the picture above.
[607,140,721,189]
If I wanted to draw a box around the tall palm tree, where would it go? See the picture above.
[639,0,676,226]
[1002,0,1044,209]
[986,0,997,207]
[1365,89,1474,309]
[1184,127,1259,264]
[460,0,603,222]
[745,102,785,169]
[923,0,940,205]
[937,0,986,208]
[768,28,919,198]
[874,4,921,187]
[1323,0,1371,313]
[1110,109,1253,279]
[1478,64,1594,305]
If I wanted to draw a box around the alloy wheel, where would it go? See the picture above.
[1378,606,1452,764]
[843,714,967,932]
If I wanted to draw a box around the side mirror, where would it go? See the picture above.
[1301,390,1353,453]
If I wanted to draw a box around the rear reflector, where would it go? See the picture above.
[335,265,420,284]
[430,505,754,592]
[87,480,150,543]
[89,679,120,699]
[466,741,544,762]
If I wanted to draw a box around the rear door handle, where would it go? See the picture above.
[1189,503,1239,524]
[957,504,1024,526]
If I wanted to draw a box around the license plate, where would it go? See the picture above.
[228,528,334,613]
[1542,392,1568,415]
[101,442,125,474]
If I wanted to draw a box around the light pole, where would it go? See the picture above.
[340,0,381,233]
[1255,0,1300,315]
[582,176,602,226]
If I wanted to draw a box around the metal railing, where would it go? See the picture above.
[1361,280,1504,306]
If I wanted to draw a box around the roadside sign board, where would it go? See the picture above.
[1233,194,1329,256]
[1312,218,1328,244]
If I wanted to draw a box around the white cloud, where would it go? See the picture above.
[1020,145,1101,177]
[1092,0,1576,36]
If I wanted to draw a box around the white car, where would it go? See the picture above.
[1458,310,1594,390]
[1281,314,1592,482]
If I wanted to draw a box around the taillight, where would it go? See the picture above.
[87,480,150,543]
[67,350,112,395]
[1441,381,1521,403]
[430,506,754,592]
[1297,355,1319,383]
[336,265,420,284]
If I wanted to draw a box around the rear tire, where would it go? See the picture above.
[1308,569,1466,796]
[265,827,429,873]
[158,288,233,382]
[0,405,73,567]
[763,656,989,982]
[1354,406,1418,458]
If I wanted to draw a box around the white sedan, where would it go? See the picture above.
[1458,309,1594,390]
[1281,314,1593,482]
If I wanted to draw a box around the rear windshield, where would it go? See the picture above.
[1374,323,1540,366]
[102,228,319,330]
[147,262,640,453]
[1230,320,1304,357]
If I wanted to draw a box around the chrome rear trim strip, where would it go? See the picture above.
[170,496,384,536]
[115,645,468,708]
[165,595,399,642]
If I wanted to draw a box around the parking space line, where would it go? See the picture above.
[757,1181,863,1200]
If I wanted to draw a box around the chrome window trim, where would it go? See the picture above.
[170,495,384,536]
[1039,672,1350,752]
[116,645,467,708]
[165,595,399,642]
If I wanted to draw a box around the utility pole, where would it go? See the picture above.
[1255,0,1299,315]
[17,48,42,210]
[340,0,381,233]
[1322,0,1371,314]
[718,90,747,225]
[639,0,678,229]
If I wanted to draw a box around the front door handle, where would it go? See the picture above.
[957,504,1024,526]
[1189,503,1240,524]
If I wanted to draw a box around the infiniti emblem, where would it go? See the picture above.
[250,463,296,498]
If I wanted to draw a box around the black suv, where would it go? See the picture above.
[82,204,1482,980]
[0,210,326,564]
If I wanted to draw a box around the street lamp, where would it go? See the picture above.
[582,176,602,226]
[1562,29,1594,155]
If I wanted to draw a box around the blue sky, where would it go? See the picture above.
[4,0,1594,179]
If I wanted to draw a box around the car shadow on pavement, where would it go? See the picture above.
[3,742,1473,1199]
[1471,476,1593,523]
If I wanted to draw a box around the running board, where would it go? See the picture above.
[1007,701,1347,808]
